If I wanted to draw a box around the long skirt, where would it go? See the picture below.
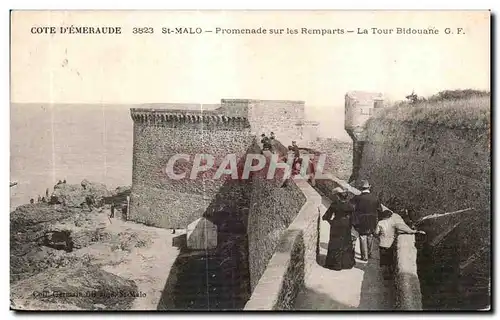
[325,218,355,270]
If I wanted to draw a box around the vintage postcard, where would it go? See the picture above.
[10,10,491,311]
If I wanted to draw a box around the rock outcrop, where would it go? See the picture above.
[51,180,111,208]
[10,183,161,310]
[11,266,139,310]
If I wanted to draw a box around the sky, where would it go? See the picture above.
[10,10,491,138]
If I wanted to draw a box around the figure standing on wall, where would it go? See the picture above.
[86,195,94,212]
[350,180,381,261]
[291,141,300,159]
[37,195,42,203]
[121,205,128,221]
[110,202,115,218]
[268,132,276,152]
[322,187,356,270]
[292,157,303,176]
[45,188,49,198]
[307,155,317,186]
[375,208,425,279]
[289,141,302,171]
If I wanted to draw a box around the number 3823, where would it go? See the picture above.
[133,27,154,34]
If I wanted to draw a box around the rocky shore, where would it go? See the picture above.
[10,180,176,311]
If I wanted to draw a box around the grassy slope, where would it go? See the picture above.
[374,90,491,310]
[374,91,490,130]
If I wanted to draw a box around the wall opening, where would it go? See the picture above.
[158,211,251,310]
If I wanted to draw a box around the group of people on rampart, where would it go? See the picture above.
[322,180,425,279]
[260,132,276,151]
[260,133,317,185]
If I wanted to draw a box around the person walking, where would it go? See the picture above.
[121,204,128,221]
[268,132,276,152]
[291,157,303,176]
[375,208,425,279]
[350,180,382,261]
[86,195,94,212]
[291,141,300,159]
[110,202,115,218]
[307,155,316,186]
[322,187,356,270]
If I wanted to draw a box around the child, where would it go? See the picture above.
[375,209,425,279]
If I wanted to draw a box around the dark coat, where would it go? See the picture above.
[323,198,353,221]
[323,199,355,270]
[350,191,381,235]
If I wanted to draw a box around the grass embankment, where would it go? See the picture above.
[374,90,490,130]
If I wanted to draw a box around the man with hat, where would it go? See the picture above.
[350,179,382,261]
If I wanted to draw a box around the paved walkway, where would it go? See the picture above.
[294,196,395,310]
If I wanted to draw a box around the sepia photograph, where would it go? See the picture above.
[9,10,491,311]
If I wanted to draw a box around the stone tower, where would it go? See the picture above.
[344,91,384,183]
[128,99,308,229]
[129,107,253,228]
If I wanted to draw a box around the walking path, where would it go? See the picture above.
[294,196,395,310]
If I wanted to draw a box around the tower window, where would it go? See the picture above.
[360,108,371,115]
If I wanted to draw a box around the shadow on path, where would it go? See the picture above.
[157,212,250,311]
[294,287,356,310]
[355,257,395,310]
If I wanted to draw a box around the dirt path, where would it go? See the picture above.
[99,217,183,310]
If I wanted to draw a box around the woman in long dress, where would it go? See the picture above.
[322,188,356,270]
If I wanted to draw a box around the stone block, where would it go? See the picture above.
[186,217,217,250]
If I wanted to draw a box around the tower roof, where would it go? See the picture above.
[345,91,384,104]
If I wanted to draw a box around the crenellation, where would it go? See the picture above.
[130,109,251,130]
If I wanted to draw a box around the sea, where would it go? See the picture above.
[10,103,135,211]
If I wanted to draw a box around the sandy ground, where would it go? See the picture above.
[97,214,183,310]
[294,197,394,310]
[11,203,184,311]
